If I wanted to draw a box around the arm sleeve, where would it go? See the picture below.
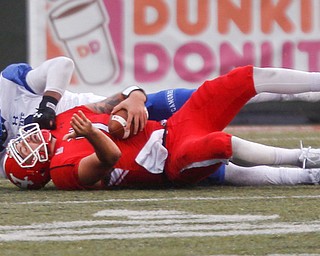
[25,56,74,96]
[145,88,195,121]
[1,63,34,93]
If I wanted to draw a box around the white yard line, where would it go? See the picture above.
[1,195,320,205]
[0,210,318,241]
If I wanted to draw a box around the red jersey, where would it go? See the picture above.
[50,106,165,190]
[50,65,256,190]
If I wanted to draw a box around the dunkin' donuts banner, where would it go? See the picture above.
[28,0,320,95]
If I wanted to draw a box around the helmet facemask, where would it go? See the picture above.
[7,123,51,168]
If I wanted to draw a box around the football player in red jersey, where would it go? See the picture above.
[5,65,320,190]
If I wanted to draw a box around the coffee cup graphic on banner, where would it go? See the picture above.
[49,0,119,85]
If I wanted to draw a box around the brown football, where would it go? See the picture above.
[108,109,133,139]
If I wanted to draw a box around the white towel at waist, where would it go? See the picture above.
[135,129,168,174]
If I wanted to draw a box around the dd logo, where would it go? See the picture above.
[77,40,100,57]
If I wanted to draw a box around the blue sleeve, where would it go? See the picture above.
[1,63,35,94]
[145,88,196,121]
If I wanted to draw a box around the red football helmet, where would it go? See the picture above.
[4,123,52,189]
[4,153,51,190]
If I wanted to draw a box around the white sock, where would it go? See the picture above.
[247,92,320,104]
[231,136,301,167]
[253,67,320,94]
[225,162,313,186]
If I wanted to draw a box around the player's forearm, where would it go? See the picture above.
[77,128,121,187]
[43,91,62,102]
[87,87,146,114]
[87,93,124,114]
[86,128,121,166]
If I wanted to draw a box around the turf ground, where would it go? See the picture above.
[0,125,320,256]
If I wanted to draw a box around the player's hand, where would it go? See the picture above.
[32,95,58,130]
[32,107,57,130]
[111,91,148,135]
[63,110,93,140]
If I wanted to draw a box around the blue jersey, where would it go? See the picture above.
[146,88,195,121]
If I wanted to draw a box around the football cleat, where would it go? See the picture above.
[299,141,320,169]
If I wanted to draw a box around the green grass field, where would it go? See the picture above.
[0,125,320,256]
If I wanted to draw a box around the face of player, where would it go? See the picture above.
[14,133,46,164]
